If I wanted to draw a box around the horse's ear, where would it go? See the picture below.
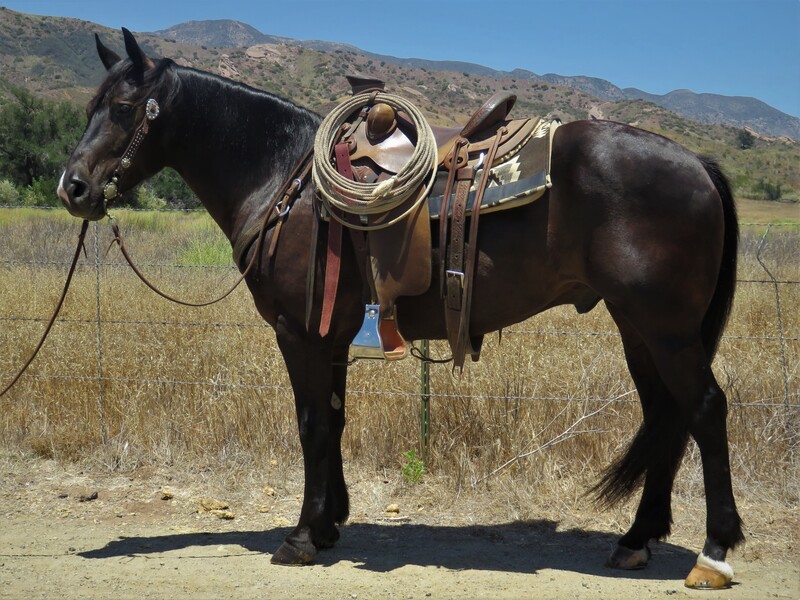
[95,33,121,71]
[122,27,155,79]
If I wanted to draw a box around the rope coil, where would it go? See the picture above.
[312,92,438,231]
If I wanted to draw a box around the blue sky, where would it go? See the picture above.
[6,0,799,116]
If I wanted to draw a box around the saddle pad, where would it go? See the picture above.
[429,118,560,219]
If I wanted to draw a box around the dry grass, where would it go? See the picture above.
[0,207,797,539]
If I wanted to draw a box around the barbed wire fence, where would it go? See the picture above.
[0,206,797,453]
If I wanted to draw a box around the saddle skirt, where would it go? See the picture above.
[430,117,559,218]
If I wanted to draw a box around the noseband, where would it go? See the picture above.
[103,97,160,208]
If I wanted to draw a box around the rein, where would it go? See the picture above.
[108,149,313,308]
[2,94,313,394]
[0,220,90,398]
[101,93,313,308]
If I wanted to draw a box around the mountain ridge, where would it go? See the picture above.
[151,19,799,139]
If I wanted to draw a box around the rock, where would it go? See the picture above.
[160,490,174,500]
[386,504,400,514]
[263,486,276,496]
[198,497,229,511]
[211,510,235,520]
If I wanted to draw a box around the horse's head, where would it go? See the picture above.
[59,29,174,220]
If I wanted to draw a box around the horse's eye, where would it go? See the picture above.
[116,104,133,115]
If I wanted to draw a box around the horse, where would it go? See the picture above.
[58,29,743,589]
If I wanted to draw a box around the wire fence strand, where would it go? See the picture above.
[1,207,797,425]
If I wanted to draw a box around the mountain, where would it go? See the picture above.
[623,89,800,141]
[1,8,798,200]
[152,19,292,48]
[147,19,799,140]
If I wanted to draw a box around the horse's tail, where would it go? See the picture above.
[698,155,739,360]
[590,156,738,507]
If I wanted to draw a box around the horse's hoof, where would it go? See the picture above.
[270,541,316,566]
[606,543,650,570]
[684,553,734,589]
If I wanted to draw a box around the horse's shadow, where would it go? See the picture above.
[78,519,695,580]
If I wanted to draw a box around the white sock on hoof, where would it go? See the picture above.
[697,552,734,581]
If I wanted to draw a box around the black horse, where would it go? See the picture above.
[59,30,743,588]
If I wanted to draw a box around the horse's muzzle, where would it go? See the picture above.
[57,170,106,221]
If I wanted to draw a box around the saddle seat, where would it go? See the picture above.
[344,80,532,178]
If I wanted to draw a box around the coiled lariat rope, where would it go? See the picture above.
[312,92,438,231]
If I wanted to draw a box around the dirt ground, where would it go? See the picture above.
[0,456,797,600]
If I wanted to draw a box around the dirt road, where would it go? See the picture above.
[1,458,797,599]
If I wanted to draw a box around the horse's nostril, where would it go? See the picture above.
[69,176,88,200]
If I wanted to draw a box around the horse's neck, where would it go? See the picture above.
[167,69,318,240]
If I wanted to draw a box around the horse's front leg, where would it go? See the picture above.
[270,315,348,565]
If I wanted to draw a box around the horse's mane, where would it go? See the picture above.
[174,65,321,125]
[87,57,321,130]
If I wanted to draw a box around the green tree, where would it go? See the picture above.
[0,85,83,196]
[146,168,200,209]
[736,128,755,150]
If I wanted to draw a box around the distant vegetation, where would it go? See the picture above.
[0,7,797,206]
[0,85,198,208]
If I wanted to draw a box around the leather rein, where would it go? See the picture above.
[0,95,312,396]
[104,96,313,308]
[108,152,312,308]
[0,220,90,397]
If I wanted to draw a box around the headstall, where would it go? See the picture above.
[103,97,161,207]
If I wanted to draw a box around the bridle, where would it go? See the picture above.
[102,97,161,210]
[1,91,312,396]
[100,93,314,307]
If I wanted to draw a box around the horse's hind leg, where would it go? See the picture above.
[646,335,744,588]
[604,301,743,587]
[601,305,689,570]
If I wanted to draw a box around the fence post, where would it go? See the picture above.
[420,339,430,460]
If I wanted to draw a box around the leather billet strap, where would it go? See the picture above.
[438,138,469,297]
[318,142,356,337]
[443,127,506,369]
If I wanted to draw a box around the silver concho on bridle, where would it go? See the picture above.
[103,98,161,204]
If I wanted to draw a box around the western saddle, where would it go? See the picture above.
[313,75,557,368]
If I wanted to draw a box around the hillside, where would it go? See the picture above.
[152,18,800,141]
[0,7,798,201]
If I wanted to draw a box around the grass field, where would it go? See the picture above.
[0,202,797,536]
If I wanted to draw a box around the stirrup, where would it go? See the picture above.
[350,304,384,360]
[349,304,408,360]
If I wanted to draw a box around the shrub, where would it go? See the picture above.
[0,179,20,205]
[136,185,167,210]
[21,177,59,207]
